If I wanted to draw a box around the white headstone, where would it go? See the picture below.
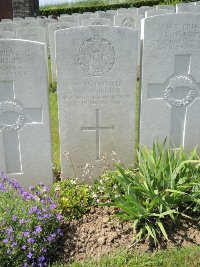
[25,17,36,20]
[58,15,77,23]
[138,6,155,17]
[49,22,77,82]
[117,8,138,14]
[38,18,57,28]
[176,5,200,13]
[97,11,116,22]
[82,18,112,26]
[114,14,141,65]
[0,39,53,189]
[56,26,138,181]
[16,27,47,47]
[156,5,175,11]
[140,13,200,152]
[0,31,15,39]
[16,20,39,28]
[1,19,12,22]
[0,22,16,32]
[145,9,175,17]
[77,14,97,26]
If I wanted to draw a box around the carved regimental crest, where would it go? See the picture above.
[164,75,198,107]
[77,35,115,76]
[122,17,136,29]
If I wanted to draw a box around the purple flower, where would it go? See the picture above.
[11,242,17,247]
[22,232,29,237]
[27,237,35,243]
[28,206,37,214]
[27,252,33,259]
[3,238,8,244]
[34,225,42,234]
[56,214,62,221]
[49,204,57,210]
[22,245,26,250]
[19,219,25,224]
[12,216,17,221]
[6,249,10,254]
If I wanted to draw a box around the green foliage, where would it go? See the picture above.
[51,178,94,220]
[0,177,63,267]
[98,141,200,244]
[40,0,162,16]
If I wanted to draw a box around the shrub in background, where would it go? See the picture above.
[51,178,94,220]
[99,141,200,244]
[0,174,63,267]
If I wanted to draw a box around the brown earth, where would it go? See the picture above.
[57,206,200,264]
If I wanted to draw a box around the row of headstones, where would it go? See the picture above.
[0,12,200,189]
[1,2,200,82]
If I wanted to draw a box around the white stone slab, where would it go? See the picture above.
[38,18,57,28]
[82,18,112,26]
[0,22,17,32]
[56,26,138,181]
[78,14,97,26]
[145,9,175,17]
[25,17,36,20]
[156,5,175,11]
[117,8,138,14]
[138,6,155,17]
[0,39,53,189]
[140,13,200,152]
[13,18,24,22]
[114,14,141,65]
[49,22,77,82]
[0,31,15,39]
[58,15,78,24]
[176,5,200,12]
[1,19,12,22]
[97,11,116,22]
[16,20,39,28]
[16,27,47,47]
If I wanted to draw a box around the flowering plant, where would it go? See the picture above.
[0,173,63,267]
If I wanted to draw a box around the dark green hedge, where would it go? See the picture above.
[40,0,163,16]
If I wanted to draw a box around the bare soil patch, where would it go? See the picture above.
[57,206,200,264]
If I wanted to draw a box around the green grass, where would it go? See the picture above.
[52,245,200,266]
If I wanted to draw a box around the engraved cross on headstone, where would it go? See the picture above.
[147,55,200,147]
[81,109,114,160]
[0,81,42,174]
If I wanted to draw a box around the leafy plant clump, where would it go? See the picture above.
[0,174,63,267]
[98,141,200,244]
[51,178,94,220]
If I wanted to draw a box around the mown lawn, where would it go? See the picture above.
[52,245,200,267]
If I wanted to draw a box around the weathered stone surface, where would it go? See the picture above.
[0,22,16,32]
[145,9,175,17]
[56,26,138,181]
[78,14,97,26]
[138,6,154,17]
[156,5,175,11]
[0,31,15,39]
[16,27,47,47]
[117,8,138,14]
[140,13,200,152]
[0,39,53,189]
[16,19,39,27]
[114,14,141,65]
[176,5,200,13]
[49,22,77,82]
[82,18,112,26]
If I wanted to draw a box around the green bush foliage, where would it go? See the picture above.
[98,141,200,244]
[0,176,63,267]
[40,0,161,16]
[51,178,94,220]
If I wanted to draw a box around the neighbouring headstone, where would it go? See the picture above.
[0,39,53,189]
[145,9,175,17]
[58,15,77,23]
[138,6,155,17]
[176,5,200,13]
[16,19,39,27]
[56,26,138,181]
[78,14,97,26]
[114,14,141,67]
[117,8,138,15]
[49,22,77,82]
[140,13,200,152]
[156,5,175,11]
[0,31,15,39]
[16,27,47,47]
[0,22,17,32]
[38,18,56,28]
[97,10,116,22]
[82,18,112,26]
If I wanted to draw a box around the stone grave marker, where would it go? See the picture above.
[117,8,138,14]
[16,27,47,47]
[0,39,53,189]
[38,18,56,29]
[49,22,77,82]
[156,5,175,11]
[138,6,155,17]
[0,31,15,39]
[58,15,77,23]
[0,22,16,32]
[114,14,141,67]
[145,9,175,17]
[140,13,200,152]
[78,13,97,26]
[16,19,39,28]
[97,10,116,22]
[82,18,112,26]
[56,26,138,181]
[176,5,200,13]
